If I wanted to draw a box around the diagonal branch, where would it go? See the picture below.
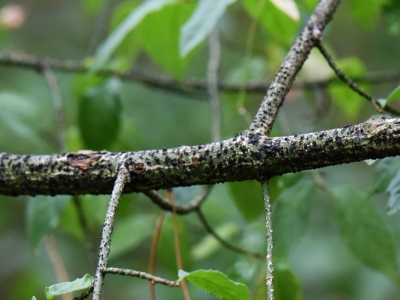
[248,0,341,135]
[1,117,400,196]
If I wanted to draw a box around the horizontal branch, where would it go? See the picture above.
[1,118,399,196]
[0,51,397,97]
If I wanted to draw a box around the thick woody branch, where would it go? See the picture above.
[0,117,399,196]
[249,0,341,135]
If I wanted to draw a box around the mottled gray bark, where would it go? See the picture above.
[1,117,399,196]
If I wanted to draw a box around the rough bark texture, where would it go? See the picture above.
[1,117,399,196]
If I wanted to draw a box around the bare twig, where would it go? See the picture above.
[0,51,398,98]
[261,180,274,300]
[168,190,191,300]
[44,235,71,300]
[143,186,211,214]
[207,29,221,142]
[102,267,179,287]
[196,209,265,260]
[148,211,165,300]
[72,195,96,271]
[316,42,400,116]
[41,63,66,152]
[93,162,131,300]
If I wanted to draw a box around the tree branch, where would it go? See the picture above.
[249,0,341,135]
[1,117,399,196]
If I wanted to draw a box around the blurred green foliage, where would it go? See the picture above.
[1,0,400,299]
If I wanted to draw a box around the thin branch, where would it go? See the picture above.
[0,51,398,98]
[102,267,179,287]
[148,211,165,300]
[316,42,400,116]
[41,63,67,152]
[143,186,211,214]
[169,190,191,300]
[207,29,222,142]
[93,162,131,300]
[73,285,94,300]
[44,235,71,300]
[261,180,274,300]
[248,0,341,135]
[72,195,96,271]
[196,209,264,260]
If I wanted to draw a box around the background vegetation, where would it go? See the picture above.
[1,0,400,299]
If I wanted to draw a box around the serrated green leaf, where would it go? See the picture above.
[386,85,400,104]
[348,0,385,31]
[109,215,154,260]
[242,0,298,46]
[45,274,94,300]
[140,2,197,79]
[191,222,239,260]
[227,180,264,221]
[179,269,251,300]
[254,264,302,300]
[273,181,316,258]
[92,0,175,71]
[26,196,68,251]
[77,78,122,150]
[180,0,236,57]
[386,170,400,215]
[369,156,400,194]
[332,186,400,283]
[327,57,367,120]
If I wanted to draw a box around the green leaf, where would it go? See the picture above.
[191,222,239,260]
[386,170,400,215]
[45,274,94,300]
[348,0,385,32]
[327,57,367,121]
[386,85,400,104]
[109,215,154,260]
[227,180,264,222]
[300,0,319,14]
[277,172,303,189]
[140,2,197,79]
[180,0,236,57]
[0,92,47,153]
[92,0,175,71]
[77,77,122,150]
[26,196,68,251]
[273,181,316,258]
[332,186,400,283]
[31,297,37,300]
[369,156,400,194]
[253,264,302,300]
[241,0,298,46]
[178,269,251,300]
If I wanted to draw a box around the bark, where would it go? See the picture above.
[1,117,399,196]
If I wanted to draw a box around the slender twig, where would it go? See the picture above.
[93,162,131,300]
[44,235,71,300]
[102,268,179,287]
[41,63,67,152]
[0,51,398,98]
[148,211,165,300]
[143,186,211,214]
[249,0,341,135]
[316,42,400,116]
[196,209,265,260]
[73,285,94,300]
[207,29,221,142]
[261,180,274,300]
[72,195,96,271]
[168,190,191,300]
